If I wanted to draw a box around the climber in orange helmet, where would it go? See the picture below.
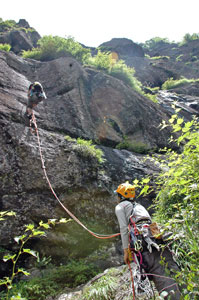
[114,181,181,299]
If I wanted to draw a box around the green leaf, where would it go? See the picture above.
[5,211,16,217]
[139,185,150,196]
[17,268,30,276]
[0,277,11,286]
[39,220,50,229]
[22,249,37,257]
[177,118,184,125]
[25,224,34,231]
[142,178,150,184]
[48,219,57,225]
[173,124,182,132]
[59,218,70,223]
[133,179,139,186]
[160,120,168,130]
[3,254,16,262]
[32,230,45,236]
[14,235,27,243]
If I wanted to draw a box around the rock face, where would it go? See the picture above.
[157,90,199,121]
[1,33,199,267]
[132,39,199,88]
[99,38,199,89]
[0,49,173,263]
[0,19,40,54]
[99,38,144,58]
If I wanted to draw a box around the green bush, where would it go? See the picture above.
[149,55,170,60]
[87,50,112,70]
[155,114,199,298]
[87,51,143,93]
[181,33,199,45]
[82,274,117,300]
[116,137,149,154]
[64,136,105,163]
[142,37,170,50]
[75,138,105,163]
[0,19,16,32]
[22,35,91,63]
[0,43,11,52]
[3,260,99,300]
[64,135,76,142]
[143,92,158,103]
[0,217,70,300]
[136,112,199,299]
[109,60,143,93]
[162,77,199,90]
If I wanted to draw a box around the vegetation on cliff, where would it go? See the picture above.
[0,18,36,33]
[22,35,147,97]
[0,43,11,51]
[0,216,100,300]
[22,35,91,63]
[162,77,199,90]
[135,111,199,299]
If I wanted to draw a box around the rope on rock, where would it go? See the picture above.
[31,113,120,239]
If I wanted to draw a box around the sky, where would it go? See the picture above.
[1,0,199,47]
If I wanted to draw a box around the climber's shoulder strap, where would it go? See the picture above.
[129,202,137,221]
[129,202,139,235]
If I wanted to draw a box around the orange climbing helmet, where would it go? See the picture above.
[116,181,135,199]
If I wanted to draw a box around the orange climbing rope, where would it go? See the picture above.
[31,113,120,239]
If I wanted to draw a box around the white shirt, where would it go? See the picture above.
[115,200,151,249]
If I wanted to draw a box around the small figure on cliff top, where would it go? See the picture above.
[114,181,181,299]
[25,81,47,120]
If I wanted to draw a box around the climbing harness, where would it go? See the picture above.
[31,113,120,240]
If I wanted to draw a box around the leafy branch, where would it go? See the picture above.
[0,216,71,300]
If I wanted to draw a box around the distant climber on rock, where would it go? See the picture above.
[25,81,47,120]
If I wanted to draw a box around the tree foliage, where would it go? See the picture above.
[0,19,16,32]
[87,50,112,70]
[87,50,143,93]
[181,33,199,44]
[22,35,91,63]
[142,37,170,49]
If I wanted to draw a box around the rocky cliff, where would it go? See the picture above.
[1,21,199,274]
[0,19,40,54]
[0,46,174,262]
[99,37,199,89]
